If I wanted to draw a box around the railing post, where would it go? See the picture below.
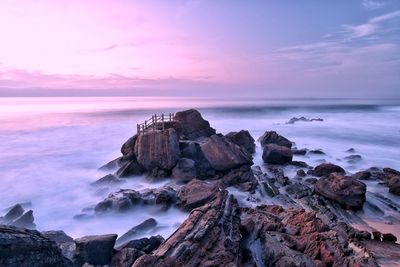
[137,124,140,134]
[153,114,157,131]
[161,113,165,132]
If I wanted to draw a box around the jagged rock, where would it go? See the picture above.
[198,134,253,172]
[92,174,124,186]
[111,248,144,267]
[315,173,367,210]
[311,163,345,177]
[42,230,75,261]
[134,128,180,174]
[259,131,292,148]
[11,210,35,229]
[95,189,141,213]
[172,109,216,140]
[116,157,145,177]
[132,191,241,267]
[171,158,197,181]
[218,165,258,192]
[286,116,323,124]
[116,218,157,247]
[177,179,220,211]
[3,204,24,222]
[352,171,371,180]
[286,183,312,199]
[75,234,117,266]
[383,168,400,176]
[0,225,66,267]
[119,235,164,253]
[139,186,177,207]
[262,144,293,164]
[225,130,256,154]
[179,140,215,178]
[99,156,129,171]
[121,134,139,159]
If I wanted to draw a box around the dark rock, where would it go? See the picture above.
[292,148,308,155]
[99,156,129,171]
[132,191,241,267]
[218,165,258,192]
[111,248,144,267]
[388,175,400,195]
[286,116,323,124]
[121,134,139,159]
[297,169,306,177]
[286,183,312,199]
[352,171,371,180]
[95,189,141,213]
[308,149,325,155]
[290,160,309,168]
[259,130,292,148]
[92,174,124,186]
[42,230,75,261]
[372,231,382,241]
[120,235,164,253]
[173,109,216,140]
[4,204,24,222]
[346,148,356,153]
[198,134,253,172]
[75,234,117,265]
[116,158,145,177]
[225,130,256,154]
[305,178,318,184]
[311,163,345,177]
[261,181,280,197]
[11,210,35,228]
[345,154,362,163]
[179,140,215,178]
[382,233,397,243]
[315,173,367,210]
[116,218,157,247]
[262,144,293,164]
[139,186,177,207]
[177,179,220,211]
[171,158,197,181]
[383,168,400,176]
[134,128,180,174]
[0,225,66,267]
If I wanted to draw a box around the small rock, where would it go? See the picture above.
[262,144,293,164]
[119,235,164,253]
[292,148,307,155]
[116,218,157,247]
[4,204,24,222]
[346,148,356,153]
[111,248,144,267]
[372,231,382,241]
[11,210,35,228]
[259,131,292,148]
[286,116,323,124]
[92,174,124,186]
[382,233,397,243]
[75,234,117,266]
[309,149,325,155]
[344,154,362,163]
[352,171,371,180]
[290,161,309,168]
[296,169,306,177]
[311,163,345,177]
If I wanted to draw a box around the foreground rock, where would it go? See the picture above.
[315,173,367,210]
[75,233,117,266]
[132,190,241,266]
[225,130,256,154]
[259,130,292,148]
[310,162,345,177]
[116,218,157,247]
[262,143,293,164]
[177,179,220,211]
[0,225,67,266]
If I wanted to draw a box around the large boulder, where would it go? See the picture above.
[75,234,117,266]
[179,140,215,178]
[134,128,180,174]
[172,109,216,140]
[111,248,144,267]
[121,134,139,159]
[262,144,293,164]
[259,131,292,149]
[177,179,220,211]
[315,173,367,210]
[171,158,197,182]
[132,191,241,267]
[225,130,256,154]
[0,225,66,267]
[311,163,345,177]
[198,134,253,172]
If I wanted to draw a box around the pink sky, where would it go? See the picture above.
[0,0,399,97]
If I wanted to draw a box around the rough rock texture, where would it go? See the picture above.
[116,218,158,247]
[262,144,293,164]
[92,174,124,186]
[171,158,197,181]
[387,175,400,195]
[315,173,367,210]
[0,225,66,267]
[111,248,144,267]
[116,157,145,177]
[172,109,216,140]
[177,179,220,211]
[199,134,253,172]
[120,235,164,253]
[75,233,117,266]
[11,210,35,229]
[42,230,75,261]
[352,171,372,180]
[259,131,292,149]
[132,190,242,267]
[121,134,139,159]
[134,128,180,174]
[218,165,258,192]
[225,130,256,154]
[179,140,215,178]
[3,204,24,222]
[311,163,345,177]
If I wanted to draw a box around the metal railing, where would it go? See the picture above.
[137,113,175,134]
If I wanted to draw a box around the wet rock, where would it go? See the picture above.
[346,148,356,153]
[372,231,382,241]
[225,130,256,154]
[134,128,180,174]
[308,149,325,155]
[286,183,312,199]
[121,134,139,159]
[198,134,253,172]
[259,130,292,148]
[218,165,258,192]
[3,204,24,222]
[0,225,66,267]
[99,156,129,171]
[42,230,75,261]
[11,210,35,229]
[292,148,308,155]
[383,168,400,176]
[311,163,345,177]
[360,240,400,266]
[345,154,362,163]
[179,140,215,179]
[116,157,145,177]
[171,158,197,182]
[139,186,177,207]
[387,175,400,195]
[262,144,293,164]
[286,116,323,124]
[95,189,141,213]
[92,174,124,186]
[305,178,318,184]
[296,169,306,177]
[132,191,242,267]
[315,173,367,210]
[75,234,117,266]
[382,233,397,243]
[261,181,280,197]
[290,160,309,168]
[120,235,164,253]
[173,109,216,140]
[116,218,157,247]
[111,248,144,267]
[352,171,371,180]
[177,179,220,211]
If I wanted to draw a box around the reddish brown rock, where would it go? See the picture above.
[259,131,292,149]
[177,179,220,211]
[226,130,256,154]
[311,163,345,177]
[262,144,293,164]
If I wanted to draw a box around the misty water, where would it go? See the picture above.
[0,97,399,239]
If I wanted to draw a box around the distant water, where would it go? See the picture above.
[0,96,399,238]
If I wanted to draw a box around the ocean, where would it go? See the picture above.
[0,96,399,239]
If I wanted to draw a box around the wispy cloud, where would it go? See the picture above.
[362,0,387,10]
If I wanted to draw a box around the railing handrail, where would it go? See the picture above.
[137,113,175,134]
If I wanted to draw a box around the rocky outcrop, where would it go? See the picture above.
[119,235,164,253]
[171,158,197,182]
[286,116,323,124]
[198,134,253,172]
[0,225,67,267]
[179,140,215,179]
[315,173,367,210]
[177,179,220,211]
[134,128,180,176]
[42,230,75,261]
[132,190,242,267]
[75,233,117,266]
[262,143,293,164]
[111,248,144,267]
[225,130,256,154]
[0,204,36,229]
[259,131,292,149]
[116,218,158,247]
[310,163,345,177]
[172,109,216,140]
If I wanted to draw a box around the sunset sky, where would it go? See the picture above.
[0,0,399,97]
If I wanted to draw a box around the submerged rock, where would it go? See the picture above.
[75,234,117,266]
[286,116,323,124]
[42,230,75,261]
[344,154,362,163]
[92,174,124,186]
[308,149,326,155]
[262,143,293,164]
[310,163,345,177]
[225,130,256,154]
[259,130,292,149]
[3,204,24,222]
[315,173,367,210]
